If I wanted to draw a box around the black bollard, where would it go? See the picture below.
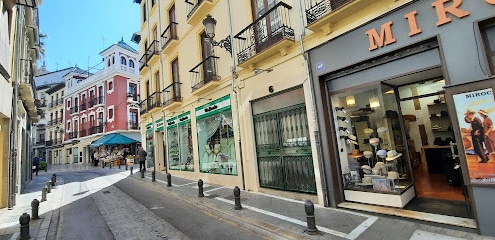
[140,169,145,178]
[125,161,128,170]
[109,161,112,169]
[19,213,30,240]
[118,162,121,169]
[41,187,47,202]
[166,173,172,187]
[304,200,318,235]
[31,199,40,220]
[46,181,52,193]
[198,179,204,197]
[51,174,56,186]
[151,170,156,182]
[130,166,133,175]
[234,186,242,210]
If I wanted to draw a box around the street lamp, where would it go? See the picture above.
[202,14,232,55]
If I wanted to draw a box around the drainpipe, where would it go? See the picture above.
[8,5,25,208]
[297,1,330,207]
[226,0,245,190]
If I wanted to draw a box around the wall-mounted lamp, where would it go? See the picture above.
[202,14,232,55]
[346,95,356,107]
[336,116,349,123]
[335,107,346,113]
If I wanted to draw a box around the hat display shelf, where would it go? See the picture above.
[427,99,454,144]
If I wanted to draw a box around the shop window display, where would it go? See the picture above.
[166,113,194,171]
[333,85,412,193]
[197,109,236,175]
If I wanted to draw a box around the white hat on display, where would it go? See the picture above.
[385,150,402,161]
[377,127,388,133]
[363,151,373,158]
[376,149,387,158]
[369,137,380,147]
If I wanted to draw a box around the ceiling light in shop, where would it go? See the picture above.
[346,95,356,106]
[369,96,380,108]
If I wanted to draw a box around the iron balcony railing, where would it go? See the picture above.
[35,140,45,145]
[68,132,78,139]
[139,54,148,71]
[185,0,205,19]
[139,99,149,114]
[57,117,62,123]
[189,55,220,91]
[54,139,62,144]
[79,129,87,137]
[161,22,178,50]
[128,121,139,130]
[70,106,79,114]
[89,125,104,135]
[79,103,87,111]
[89,98,96,108]
[45,140,53,146]
[148,91,161,110]
[97,96,104,105]
[161,82,182,107]
[146,40,160,64]
[305,0,354,24]
[234,2,294,65]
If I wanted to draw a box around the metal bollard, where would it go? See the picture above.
[234,186,242,210]
[118,161,121,169]
[130,166,133,174]
[41,187,47,202]
[31,199,40,220]
[109,162,112,169]
[166,173,172,187]
[51,173,56,186]
[46,181,52,193]
[140,169,145,178]
[151,170,156,182]
[19,213,30,240]
[198,179,204,197]
[304,200,318,235]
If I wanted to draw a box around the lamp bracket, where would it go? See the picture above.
[211,35,232,55]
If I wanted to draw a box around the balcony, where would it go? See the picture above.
[89,125,104,135]
[128,121,139,130]
[70,106,79,114]
[79,129,87,137]
[97,96,104,105]
[305,0,375,34]
[148,91,162,111]
[161,22,179,52]
[161,82,182,109]
[185,0,215,25]
[89,98,96,108]
[146,40,160,65]
[139,53,149,71]
[139,99,149,115]
[35,140,45,145]
[189,55,220,95]
[68,132,78,139]
[45,140,53,146]
[234,2,295,69]
[79,103,87,111]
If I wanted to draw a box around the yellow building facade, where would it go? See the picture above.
[135,0,412,206]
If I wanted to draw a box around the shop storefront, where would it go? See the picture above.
[195,95,237,175]
[166,112,194,171]
[309,0,495,236]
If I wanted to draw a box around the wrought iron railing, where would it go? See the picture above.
[189,55,220,91]
[89,125,104,135]
[128,121,139,130]
[79,103,86,111]
[68,132,78,139]
[146,40,160,64]
[97,96,104,105]
[45,140,53,146]
[161,82,182,107]
[139,99,148,114]
[139,54,148,71]
[185,0,205,19]
[305,0,331,25]
[161,22,178,50]
[234,2,294,65]
[79,129,87,137]
[148,91,161,110]
[88,98,96,108]
[70,106,79,114]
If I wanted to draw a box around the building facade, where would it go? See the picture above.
[0,0,42,209]
[62,39,140,164]
[135,0,495,237]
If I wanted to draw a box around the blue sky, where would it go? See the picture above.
[38,0,140,73]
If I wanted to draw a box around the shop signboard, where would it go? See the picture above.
[155,118,164,132]
[453,88,495,184]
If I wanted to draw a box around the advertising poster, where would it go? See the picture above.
[453,88,495,184]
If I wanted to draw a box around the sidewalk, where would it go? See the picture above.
[0,164,493,240]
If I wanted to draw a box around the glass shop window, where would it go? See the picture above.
[480,19,495,75]
[332,85,412,193]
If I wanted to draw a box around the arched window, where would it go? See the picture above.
[129,60,135,68]
[107,59,110,67]
[121,56,126,65]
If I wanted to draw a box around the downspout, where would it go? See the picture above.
[227,0,245,190]
[8,5,24,208]
[297,1,329,207]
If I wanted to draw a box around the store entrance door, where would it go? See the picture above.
[396,77,471,218]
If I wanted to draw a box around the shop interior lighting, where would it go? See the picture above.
[346,95,356,106]
[369,96,380,108]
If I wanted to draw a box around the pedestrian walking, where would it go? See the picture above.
[33,156,40,176]
[138,146,147,172]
